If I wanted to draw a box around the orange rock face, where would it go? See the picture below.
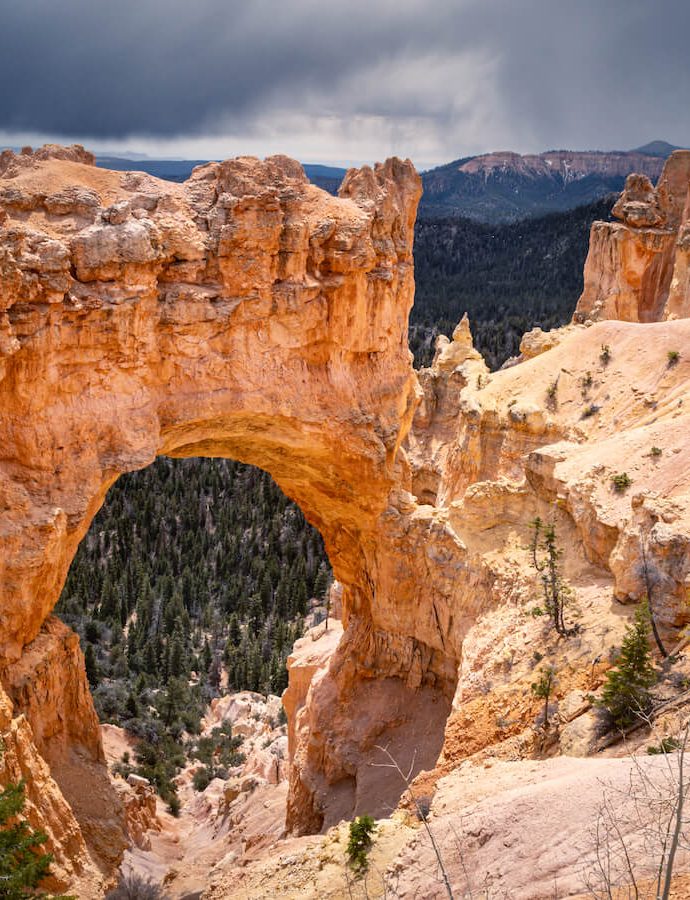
[576,150,690,322]
[0,144,422,881]
[0,617,127,881]
[0,679,109,897]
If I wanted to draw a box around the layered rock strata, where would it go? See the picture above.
[290,151,690,835]
[459,148,667,181]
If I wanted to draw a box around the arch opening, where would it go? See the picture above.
[52,458,329,848]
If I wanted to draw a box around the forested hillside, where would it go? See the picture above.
[410,196,615,368]
[417,148,665,221]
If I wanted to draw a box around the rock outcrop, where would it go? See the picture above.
[0,617,128,882]
[0,683,107,897]
[205,753,690,899]
[109,691,292,897]
[114,775,160,853]
[284,154,690,848]
[575,150,690,322]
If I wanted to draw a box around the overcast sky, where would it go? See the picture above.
[1,0,688,168]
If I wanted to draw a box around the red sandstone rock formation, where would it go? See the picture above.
[0,143,422,886]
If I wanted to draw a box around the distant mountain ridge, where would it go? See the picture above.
[419,142,685,222]
[85,142,686,222]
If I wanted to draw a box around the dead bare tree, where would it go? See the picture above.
[372,744,455,900]
[583,715,690,899]
[639,528,669,659]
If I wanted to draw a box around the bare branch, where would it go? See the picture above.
[373,744,455,900]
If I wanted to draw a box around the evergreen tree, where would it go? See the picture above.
[599,600,657,728]
[531,665,556,727]
[142,640,157,676]
[161,677,187,727]
[529,518,577,637]
[125,692,140,719]
[200,640,212,674]
[292,580,308,618]
[168,630,186,678]
[227,614,242,648]
[313,566,330,600]
[98,575,118,621]
[0,781,54,898]
[84,643,100,687]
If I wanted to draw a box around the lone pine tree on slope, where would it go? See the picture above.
[599,599,657,729]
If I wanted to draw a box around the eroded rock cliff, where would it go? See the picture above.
[287,152,690,839]
[576,149,690,322]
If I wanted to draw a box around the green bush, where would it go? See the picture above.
[579,371,593,397]
[192,767,212,793]
[133,737,184,804]
[346,815,377,871]
[188,724,246,789]
[105,873,167,899]
[189,725,244,770]
[647,737,680,755]
[611,472,632,493]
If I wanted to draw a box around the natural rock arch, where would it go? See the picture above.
[0,146,458,886]
[0,146,420,663]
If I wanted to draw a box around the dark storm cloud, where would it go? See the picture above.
[1,0,689,155]
[0,0,476,137]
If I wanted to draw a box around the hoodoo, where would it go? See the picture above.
[576,149,690,322]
